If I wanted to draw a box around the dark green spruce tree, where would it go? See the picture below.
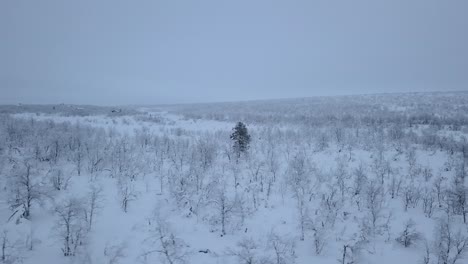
[230,122,251,159]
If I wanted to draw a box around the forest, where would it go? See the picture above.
[1,92,468,264]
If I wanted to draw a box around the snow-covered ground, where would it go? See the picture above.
[1,95,468,264]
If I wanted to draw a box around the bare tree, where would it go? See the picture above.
[448,176,467,223]
[396,219,421,247]
[8,161,41,219]
[268,232,296,264]
[434,175,447,208]
[48,166,71,191]
[312,224,327,255]
[117,177,137,213]
[142,214,189,264]
[1,229,23,264]
[84,184,104,231]
[334,157,350,203]
[54,197,87,256]
[1,231,6,263]
[264,145,280,203]
[422,187,436,218]
[433,218,468,264]
[208,184,241,236]
[407,147,418,179]
[73,136,85,176]
[287,151,314,241]
[104,241,127,264]
[352,163,367,197]
[339,243,357,264]
[365,180,384,236]
[389,174,403,199]
[422,239,431,264]
[315,132,329,152]
[1,230,12,264]
[402,181,421,211]
[228,238,259,264]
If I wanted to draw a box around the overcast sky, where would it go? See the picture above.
[1,0,467,105]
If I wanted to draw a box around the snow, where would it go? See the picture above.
[1,94,468,264]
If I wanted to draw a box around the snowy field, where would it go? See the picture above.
[1,92,468,264]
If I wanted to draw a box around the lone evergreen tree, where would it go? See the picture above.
[230,122,251,158]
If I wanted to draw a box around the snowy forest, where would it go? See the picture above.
[1,91,468,264]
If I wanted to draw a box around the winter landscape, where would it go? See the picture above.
[2,1,468,264]
[1,92,468,264]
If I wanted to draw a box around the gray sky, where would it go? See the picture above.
[1,0,467,105]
